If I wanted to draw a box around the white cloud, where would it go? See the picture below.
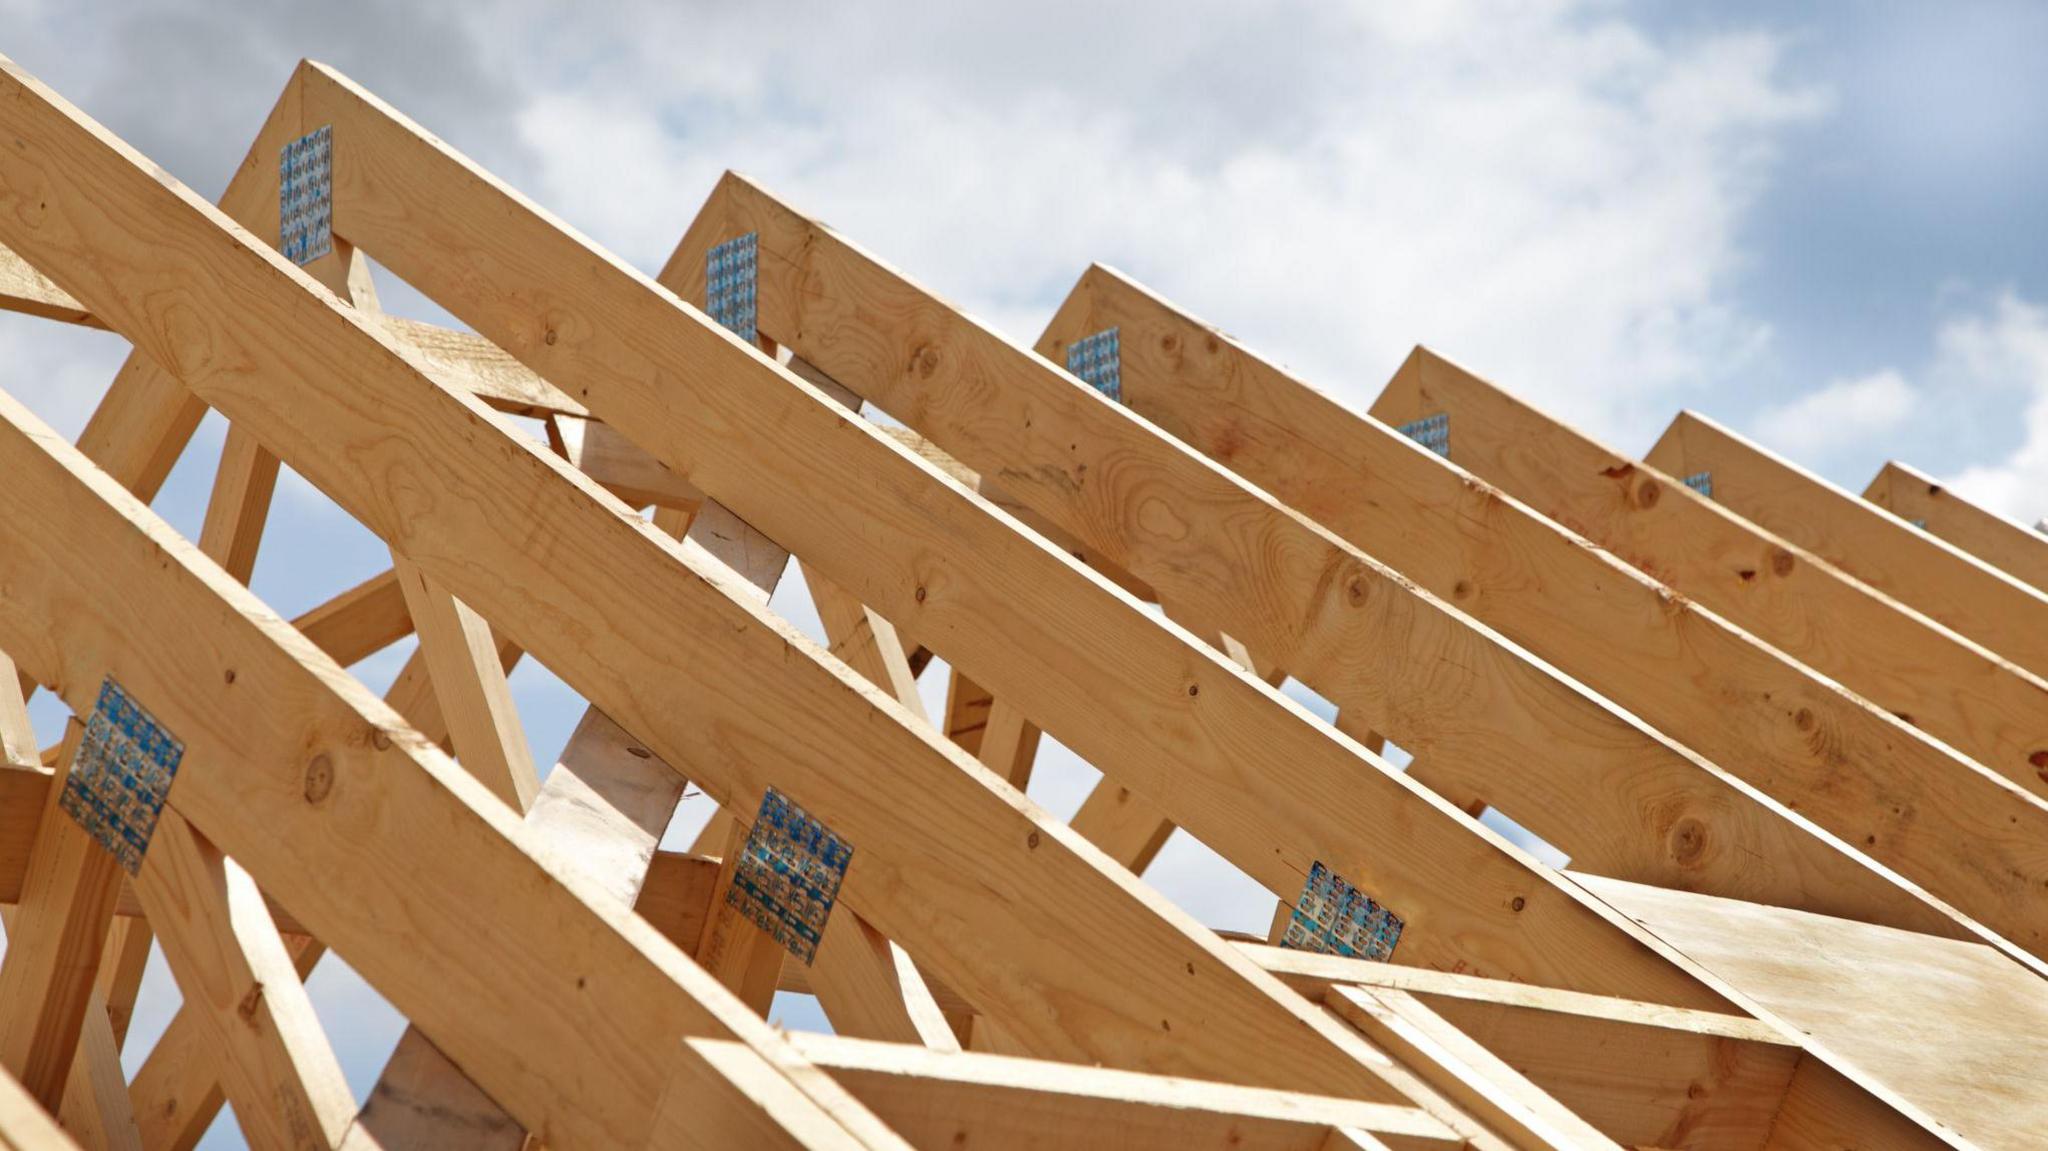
[502,0,1825,442]
[1939,292,2048,523]
[1752,368,1917,459]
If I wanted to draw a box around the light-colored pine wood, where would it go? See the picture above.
[1648,409,2048,680]
[305,57,1721,1077]
[679,173,1983,982]
[784,1033,1462,1151]
[1326,985,1620,1150]
[655,173,1744,1008]
[1579,872,2048,1150]
[1354,347,2048,963]
[289,569,411,668]
[0,721,121,1110]
[0,313,899,1151]
[0,43,2028,1150]
[50,983,138,1151]
[1865,460,2048,596]
[1043,273,2048,965]
[695,818,789,1015]
[131,809,353,1151]
[0,1066,81,1151]
[1358,342,2048,797]
[391,554,539,811]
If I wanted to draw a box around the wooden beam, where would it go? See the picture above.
[0,326,893,1151]
[551,414,703,509]
[1337,346,2048,962]
[196,424,280,585]
[671,175,1974,976]
[0,1067,80,1151]
[693,818,788,1015]
[289,569,410,669]
[0,721,120,1110]
[346,707,690,1150]
[131,810,352,1151]
[51,973,139,1151]
[325,68,1736,1008]
[1057,272,2048,949]
[653,176,1746,1007]
[1358,344,2048,795]
[1865,460,2048,596]
[783,1034,1462,1151]
[1325,985,1618,1149]
[0,236,591,422]
[1647,409,2048,679]
[2,58,1433,1110]
[390,555,538,811]
[1578,872,2045,1150]
[0,672,138,1151]
[0,58,909,1145]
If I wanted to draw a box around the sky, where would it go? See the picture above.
[1,1,2045,1145]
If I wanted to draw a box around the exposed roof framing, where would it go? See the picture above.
[0,51,2038,1150]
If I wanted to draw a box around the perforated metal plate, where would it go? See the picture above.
[1683,470,1714,498]
[1280,860,1402,961]
[60,677,184,875]
[1397,412,1450,458]
[1066,327,1122,402]
[279,125,333,267]
[726,787,852,965]
[706,232,759,344]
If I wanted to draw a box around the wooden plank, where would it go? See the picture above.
[328,72,1733,1007]
[289,569,410,668]
[1326,986,1619,1150]
[0,239,101,328]
[1352,349,2048,961]
[551,414,702,508]
[51,976,139,1151]
[1059,275,2048,959]
[674,175,1975,974]
[0,327,893,1151]
[4,58,1432,1109]
[131,809,352,1151]
[196,425,279,585]
[1578,872,2048,1151]
[1865,460,2048,596]
[636,851,1832,1150]
[1647,410,2048,679]
[347,707,690,1151]
[693,818,788,1015]
[390,555,538,810]
[1362,345,2048,799]
[783,1034,1462,1151]
[797,547,967,1052]
[1067,783,1174,875]
[0,721,121,1110]
[0,237,588,422]
[1760,1056,1946,1151]
[0,1066,80,1151]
